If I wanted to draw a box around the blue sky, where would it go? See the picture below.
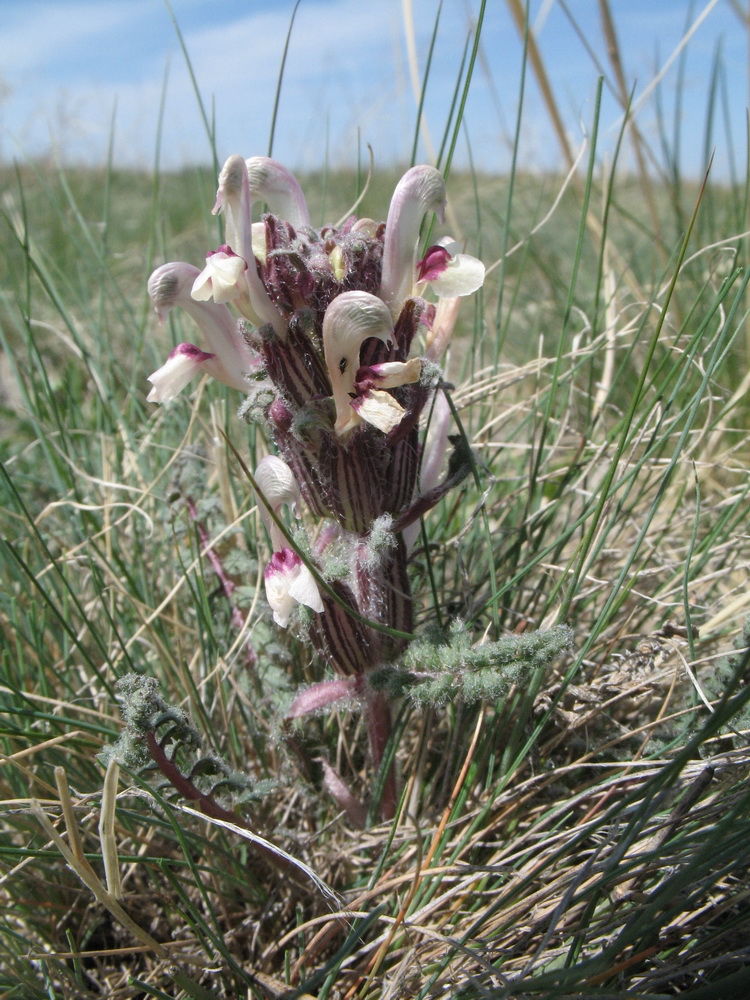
[1,0,745,177]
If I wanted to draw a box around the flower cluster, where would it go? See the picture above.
[147,155,484,813]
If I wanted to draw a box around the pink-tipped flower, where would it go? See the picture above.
[322,291,421,437]
[147,261,257,398]
[147,343,229,403]
[254,456,323,628]
[416,237,485,298]
[264,548,323,628]
[245,156,311,229]
[351,358,423,433]
[379,165,447,315]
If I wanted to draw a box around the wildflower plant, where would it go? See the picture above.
[146,154,496,815]
[6,5,750,994]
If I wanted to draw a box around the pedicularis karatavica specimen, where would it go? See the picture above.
[146,155,485,818]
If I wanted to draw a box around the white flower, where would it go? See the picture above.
[254,456,323,628]
[378,166,484,321]
[264,548,323,628]
[146,261,258,399]
[147,344,228,402]
[416,237,485,298]
[191,246,246,305]
[351,358,423,434]
[209,155,286,335]
[245,156,311,229]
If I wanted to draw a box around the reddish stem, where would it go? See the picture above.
[365,687,397,820]
[144,731,294,875]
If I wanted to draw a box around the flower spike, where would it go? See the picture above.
[379,165,447,315]
[145,152,486,816]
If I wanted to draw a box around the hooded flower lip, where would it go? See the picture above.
[322,290,423,438]
[146,261,257,398]
[254,454,301,551]
[245,156,311,229]
[379,165,447,315]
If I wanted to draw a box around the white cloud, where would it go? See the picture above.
[1,1,155,76]
[0,0,745,179]
[3,0,459,167]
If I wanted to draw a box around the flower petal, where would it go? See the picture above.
[287,561,324,613]
[416,244,452,283]
[351,389,407,434]
[355,358,422,392]
[428,252,485,298]
[417,235,485,297]
[191,247,246,305]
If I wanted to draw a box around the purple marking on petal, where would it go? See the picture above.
[147,260,257,393]
[265,547,302,578]
[168,343,215,363]
[208,244,239,258]
[416,245,451,282]
[353,370,378,394]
